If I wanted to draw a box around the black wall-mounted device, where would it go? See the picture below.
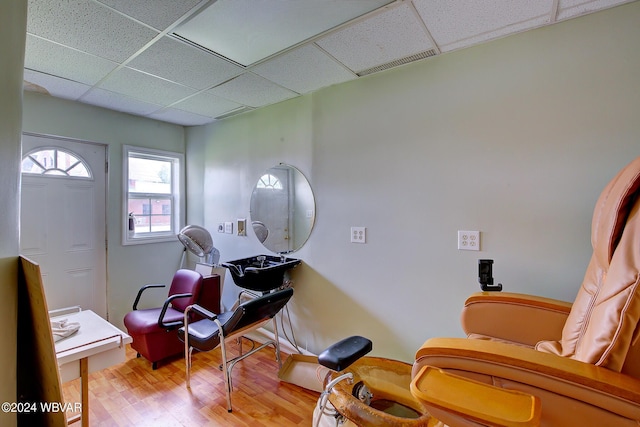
[478,259,502,292]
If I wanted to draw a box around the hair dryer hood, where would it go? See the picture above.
[177,225,219,265]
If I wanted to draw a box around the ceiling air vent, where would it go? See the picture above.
[214,106,254,120]
[356,49,438,77]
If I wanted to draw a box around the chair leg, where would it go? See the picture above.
[152,361,158,370]
[216,318,233,412]
[186,346,193,388]
[272,318,282,368]
[184,308,192,389]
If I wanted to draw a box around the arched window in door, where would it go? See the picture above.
[21,147,92,179]
[256,173,282,190]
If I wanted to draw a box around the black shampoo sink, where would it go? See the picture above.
[222,255,301,292]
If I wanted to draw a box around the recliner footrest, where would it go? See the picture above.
[318,336,372,371]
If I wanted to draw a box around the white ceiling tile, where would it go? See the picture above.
[95,0,202,31]
[413,0,554,52]
[557,0,634,21]
[173,0,394,66]
[148,109,215,126]
[23,70,91,101]
[251,44,356,94]
[127,36,244,90]
[27,0,158,62]
[208,73,298,108]
[99,67,197,106]
[172,92,244,118]
[25,35,118,86]
[81,88,163,116]
[316,3,436,73]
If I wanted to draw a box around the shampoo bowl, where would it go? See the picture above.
[222,255,300,292]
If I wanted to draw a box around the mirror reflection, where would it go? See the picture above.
[249,164,315,253]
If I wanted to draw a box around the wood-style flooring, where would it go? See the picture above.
[61,340,320,426]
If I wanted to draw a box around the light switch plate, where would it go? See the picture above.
[224,222,233,234]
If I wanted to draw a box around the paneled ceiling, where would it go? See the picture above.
[24,0,635,126]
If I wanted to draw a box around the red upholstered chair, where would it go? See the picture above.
[124,269,216,369]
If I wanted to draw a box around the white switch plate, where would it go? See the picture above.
[224,222,233,234]
[458,230,480,251]
[351,227,366,243]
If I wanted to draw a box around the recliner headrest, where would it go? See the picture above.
[592,157,640,266]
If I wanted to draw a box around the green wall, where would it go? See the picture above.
[187,2,640,361]
[0,2,26,426]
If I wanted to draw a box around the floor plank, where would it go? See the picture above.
[62,339,320,426]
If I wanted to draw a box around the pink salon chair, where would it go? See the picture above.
[124,269,219,369]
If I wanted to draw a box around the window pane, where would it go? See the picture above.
[128,157,171,194]
[21,148,91,178]
[150,214,171,232]
[21,157,44,174]
[127,197,172,235]
[67,163,91,177]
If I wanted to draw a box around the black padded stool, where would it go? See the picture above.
[318,335,372,371]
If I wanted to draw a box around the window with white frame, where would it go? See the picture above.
[123,145,183,245]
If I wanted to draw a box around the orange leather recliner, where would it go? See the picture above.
[412,157,640,426]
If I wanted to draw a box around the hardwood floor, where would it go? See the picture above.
[62,340,320,426]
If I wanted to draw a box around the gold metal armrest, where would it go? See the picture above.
[411,365,541,427]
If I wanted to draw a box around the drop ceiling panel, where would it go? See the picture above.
[23,70,91,101]
[95,0,202,31]
[25,35,119,86]
[99,67,197,106]
[557,0,635,20]
[27,0,159,62]
[208,73,298,108]
[148,108,213,126]
[316,3,437,74]
[81,88,162,116]
[413,0,554,52]
[171,92,244,118]
[127,36,244,90]
[23,0,638,126]
[173,0,394,66]
[251,44,357,94]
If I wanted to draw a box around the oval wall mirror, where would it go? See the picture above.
[249,164,315,254]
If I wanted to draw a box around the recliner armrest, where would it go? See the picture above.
[188,304,217,321]
[132,284,165,310]
[158,292,193,328]
[411,365,541,427]
[414,337,640,421]
[461,292,572,346]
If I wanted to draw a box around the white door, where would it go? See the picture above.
[251,166,292,253]
[20,133,108,318]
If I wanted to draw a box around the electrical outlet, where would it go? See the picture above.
[458,230,480,251]
[224,222,233,234]
[351,227,366,243]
